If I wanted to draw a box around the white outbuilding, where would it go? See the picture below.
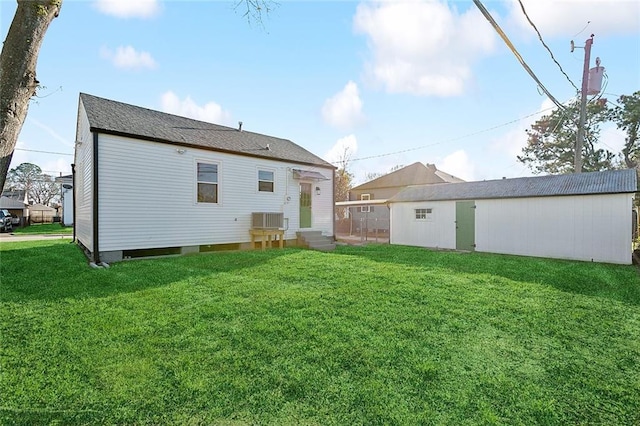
[388,169,638,264]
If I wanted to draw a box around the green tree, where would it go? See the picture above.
[518,99,613,174]
[6,162,59,205]
[334,147,354,220]
[6,162,42,198]
[609,91,640,170]
[31,172,60,206]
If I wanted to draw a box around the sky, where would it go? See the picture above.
[1,0,639,185]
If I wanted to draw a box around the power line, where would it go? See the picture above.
[517,0,579,92]
[338,105,556,164]
[472,0,566,110]
[15,148,73,156]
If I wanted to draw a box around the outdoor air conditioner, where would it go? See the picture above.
[252,212,284,229]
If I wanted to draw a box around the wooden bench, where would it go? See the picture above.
[250,229,284,250]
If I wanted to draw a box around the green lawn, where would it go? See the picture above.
[10,223,73,235]
[1,241,639,425]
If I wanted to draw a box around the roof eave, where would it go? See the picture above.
[389,189,638,204]
[89,127,336,169]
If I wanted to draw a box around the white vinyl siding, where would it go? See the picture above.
[61,186,74,225]
[391,201,456,249]
[306,175,334,234]
[390,193,634,264]
[474,194,633,264]
[94,134,334,251]
[74,102,93,250]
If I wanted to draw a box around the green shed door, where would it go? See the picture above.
[300,183,312,228]
[456,201,475,251]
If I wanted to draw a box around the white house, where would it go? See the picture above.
[74,93,335,263]
[388,169,637,264]
[54,174,73,226]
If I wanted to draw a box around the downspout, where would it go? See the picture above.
[71,163,76,242]
[332,169,336,239]
[92,132,100,263]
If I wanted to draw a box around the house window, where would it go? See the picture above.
[360,194,371,213]
[197,162,218,203]
[258,169,274,193]
[415,208,433,221]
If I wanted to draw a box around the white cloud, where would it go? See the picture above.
[324,134,359,166]
[94,0,161,18]
[353,0,496,96]
[160,91,232,125]
[507,0,640,38]
[42,158,74,177]
[29,118,75,148]
[322,81,365,129]
[438,150,476,181]
[8,138,73,178]
[100,46,157,71]
[600,125,626,155]
[491,98,556,159]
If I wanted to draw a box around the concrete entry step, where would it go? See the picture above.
[296,231,336,251]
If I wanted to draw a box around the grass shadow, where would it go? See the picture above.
[0,240,294,303]
[334,244,640,306]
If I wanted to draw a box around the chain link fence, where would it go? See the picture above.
[336,207,389,244]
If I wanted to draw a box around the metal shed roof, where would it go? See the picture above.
[389,169,638,203]
[0,196,27,209]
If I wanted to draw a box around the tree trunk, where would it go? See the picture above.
[0,0,61,192]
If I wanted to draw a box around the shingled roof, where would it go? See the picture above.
[79,93,334,169]
[389,169,638,203]
[353,162,464,191]
[0,196,27,209]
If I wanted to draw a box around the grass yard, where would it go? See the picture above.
[1,241,639,425]
[10,223,73,235]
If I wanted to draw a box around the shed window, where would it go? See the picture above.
[361,194,371,213]
[197,162,218,203]
[258,170,274,192]
[415,208,433,221]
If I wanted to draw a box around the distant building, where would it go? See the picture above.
[55,174,73,226]
[388,169,637,264]
[340,162,463,235]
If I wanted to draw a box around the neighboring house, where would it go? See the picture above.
[54,174,73,226]
[1,189,28,204]
[28,203,57,224]
[388,169,638,264]
[342,162,463,234]
[74,93,335,263]
[0,196,28,225]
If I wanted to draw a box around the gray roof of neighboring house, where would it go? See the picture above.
[28,203,56,212]
[55,174,72,183]
[0,196,27,209]
[352,162,464,191]
[79,93,334,169]
[389,169,638,203]
[1,190,26,201]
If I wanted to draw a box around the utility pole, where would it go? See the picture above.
[574,34,594,173]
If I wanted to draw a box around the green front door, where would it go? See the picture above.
[300,183,312,228]
[456,201,475,251]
